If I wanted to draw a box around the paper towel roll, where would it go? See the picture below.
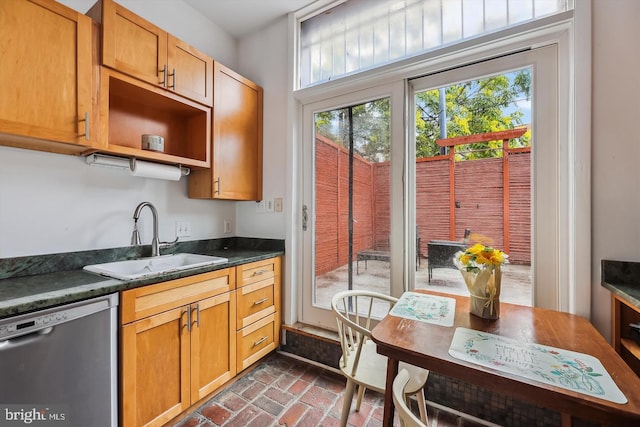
[129,160,182,181]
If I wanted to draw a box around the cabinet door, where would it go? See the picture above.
[189,63,263,200]
[121,307,190,427]
[168,34,213,106]
[0,0,92,150]
[190,292,237,402]
[101,0,167,87]
[213,63,263,200]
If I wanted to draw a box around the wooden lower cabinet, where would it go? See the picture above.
[120,270,236,427]
[235,257,281,372]
[612,294,640,376]
[191,292,237,401]
[120,257,281,426]
[121,306,190,427]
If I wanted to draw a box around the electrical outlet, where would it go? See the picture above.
[223,220,231,234]
[266,199,274,212]
[256,200,266,212]
[176,221,191,237]
[274,197,283,213]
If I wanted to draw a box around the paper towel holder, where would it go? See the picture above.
[84,153,190,178]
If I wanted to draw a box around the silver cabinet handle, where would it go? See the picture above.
[193,303,200,328]
[253,336,268,347]
[159,64,167,87]
[83,112,89,141]
[169,68,176,89]
[184,307,191,332]
[252,269,270,276]
[214,177,221,195]
[253,298,269,306]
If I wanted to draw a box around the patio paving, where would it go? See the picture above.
[315,259,532,309]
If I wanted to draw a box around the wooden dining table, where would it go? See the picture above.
[370,290,640,427]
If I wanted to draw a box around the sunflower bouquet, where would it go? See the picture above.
[454,243,508,319]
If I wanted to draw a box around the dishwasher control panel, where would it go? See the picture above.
[0,311,69,339]
[0,295,116,341]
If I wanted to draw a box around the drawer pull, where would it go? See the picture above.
[253,336,268,347]
[253,298,269,306]
[252,269,270,276]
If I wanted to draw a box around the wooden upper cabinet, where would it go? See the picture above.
[168,35,213,106]
[189,62,264,201]
[92,0,213,106]
[98,0,167,88]
[0,0,93,153]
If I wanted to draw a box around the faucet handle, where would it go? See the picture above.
[159,236,179,249]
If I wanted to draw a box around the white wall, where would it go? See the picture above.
[234,17,289,239]
[0,0,240,258]
[591,0,640,340]
[0,146,236,257]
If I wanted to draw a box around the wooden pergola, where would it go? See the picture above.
[436,127,529,255]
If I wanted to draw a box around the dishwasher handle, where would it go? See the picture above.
[0,326,54,349]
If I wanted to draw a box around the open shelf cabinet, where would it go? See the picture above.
[91,67,211,168]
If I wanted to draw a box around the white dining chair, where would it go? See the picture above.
[393,368,429,427]
[331,290,429,427]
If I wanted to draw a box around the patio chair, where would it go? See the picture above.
[331,290,428,427]
[393,368,428,427]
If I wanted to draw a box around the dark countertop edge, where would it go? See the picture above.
[0,238,284,319]
[0,237,284,279]
[601,259,640,309]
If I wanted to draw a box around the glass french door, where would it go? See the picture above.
[409,46,560,309]
[301,83,405,328]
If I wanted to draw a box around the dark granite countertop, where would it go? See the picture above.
[0,237,284,318]
[601,259,640,308]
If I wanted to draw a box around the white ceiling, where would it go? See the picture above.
[184,0,317,39]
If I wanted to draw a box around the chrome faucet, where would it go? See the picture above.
[132,202,177,256]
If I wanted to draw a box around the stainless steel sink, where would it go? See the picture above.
[83,253,228,281]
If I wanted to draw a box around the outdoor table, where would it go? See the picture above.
[370,290,640,427]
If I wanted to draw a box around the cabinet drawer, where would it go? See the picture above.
[121,268,235,324]
[236,313,278,372]
[236,278,276,329]
[237,257,280,287]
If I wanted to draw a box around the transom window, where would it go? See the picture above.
[298,0,573,88]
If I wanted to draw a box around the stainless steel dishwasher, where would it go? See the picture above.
[0,293,118,427]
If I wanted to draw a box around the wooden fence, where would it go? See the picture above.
[315,133,531,276]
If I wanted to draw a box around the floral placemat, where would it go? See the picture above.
[448,327,627,404]
[389,292,456,327]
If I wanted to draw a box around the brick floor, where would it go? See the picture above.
[174,353,487,427]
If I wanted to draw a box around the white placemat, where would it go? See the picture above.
[448,327,627,404]
[389,292,456,327]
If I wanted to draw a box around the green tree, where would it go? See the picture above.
[314,98,390,162]
[416,70,531,160]
[314,70,530,162]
